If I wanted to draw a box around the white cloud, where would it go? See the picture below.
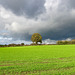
[62,38,72,41]
[66,38,72,41]
[0,37,12,40]
[43,39,56,44]
[71,9,75,17]
[0,6,10,19]
[0,36,31,45]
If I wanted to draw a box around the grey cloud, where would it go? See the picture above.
[62,0,75,8]
[0,0,75,43]
[0,0,45,18]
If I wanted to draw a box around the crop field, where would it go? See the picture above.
[0,45,75,75]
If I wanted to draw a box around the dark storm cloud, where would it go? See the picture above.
[0,0,45,18]
[42,14,75,40]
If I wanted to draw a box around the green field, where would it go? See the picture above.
[0,45,75,75]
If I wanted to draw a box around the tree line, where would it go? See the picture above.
[57,39,75,45]
[0,43,25,47]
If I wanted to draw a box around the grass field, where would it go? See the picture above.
[0,45,75,75]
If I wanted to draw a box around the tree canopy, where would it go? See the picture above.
[31,33,42,44]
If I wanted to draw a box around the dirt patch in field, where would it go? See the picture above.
[42,57,75,63]
[19,66,75,75]
[1,66,75,75]
[58,57,75,60]
[35,62,51,63]
[0,64,13,67]
[57,66,74,70]
[43,57,75,60]
[0,60,27,63]
[71,73,75,75]
[0,61,27,67]
[1,56,75,64]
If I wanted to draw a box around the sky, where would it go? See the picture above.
[0,0,75,44]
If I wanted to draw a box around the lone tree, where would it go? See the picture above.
[31,33,42,44]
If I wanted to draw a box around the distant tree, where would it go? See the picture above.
[21,43,24,46]
[31,33,42,44]
[57,40,70,45]
[64,41,69,44]
[71,39,75,44]
[57,41,63,45]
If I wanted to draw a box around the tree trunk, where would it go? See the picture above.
[36,42,38,44]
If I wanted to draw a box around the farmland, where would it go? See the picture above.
[0,45,75,75]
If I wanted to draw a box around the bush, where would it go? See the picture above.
[57,41,69,45]
[21,43,24,46]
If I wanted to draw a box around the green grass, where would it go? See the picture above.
[0,45,75,75]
